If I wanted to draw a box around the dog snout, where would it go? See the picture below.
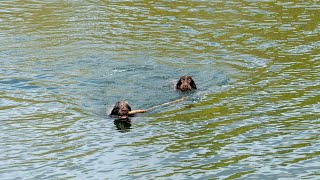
[180,83,191,91]
[119,108,129,115]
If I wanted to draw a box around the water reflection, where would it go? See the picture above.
[113,119,132,132]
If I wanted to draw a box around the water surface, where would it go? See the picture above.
[0,1,319,179]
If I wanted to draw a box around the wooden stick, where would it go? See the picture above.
[128,97,188,115]
[128,109,147,114]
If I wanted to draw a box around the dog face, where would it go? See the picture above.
[176,76,197,91]
[110,101,132,117]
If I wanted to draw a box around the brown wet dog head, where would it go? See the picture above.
[110,100,132,118]
[176,76,197,92]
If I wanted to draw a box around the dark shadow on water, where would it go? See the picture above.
[113,118,132,132]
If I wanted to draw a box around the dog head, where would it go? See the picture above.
[110,100,132,118]
[176,76,197,91]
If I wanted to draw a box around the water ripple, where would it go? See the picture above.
[1,0,319,179]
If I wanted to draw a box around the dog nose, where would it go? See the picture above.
[181,84,191,91]
[121,108,128,112]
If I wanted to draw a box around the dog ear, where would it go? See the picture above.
[110,107,119,115]
[127,104,132,111]
[190,79,197,90]
[176,78,182,89]
[110,102,120,115]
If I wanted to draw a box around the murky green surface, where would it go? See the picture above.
[1,1,319,179]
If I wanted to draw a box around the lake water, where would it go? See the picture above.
[1,1,319,179]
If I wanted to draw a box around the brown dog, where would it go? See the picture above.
[176,76,197,91]
[110,101,147,119]
[110,101,132,119]
[110,97,188,119]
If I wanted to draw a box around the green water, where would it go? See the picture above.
[0,1,319,179]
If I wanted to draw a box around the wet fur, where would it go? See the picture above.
[110,101,132,117]
[176,76,197,91]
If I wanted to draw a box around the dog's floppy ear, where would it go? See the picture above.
[110,107,119,116]
[126,104,132,111]
[176,78,182,89]
[110,102,120,115]
[190,78,197,90]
